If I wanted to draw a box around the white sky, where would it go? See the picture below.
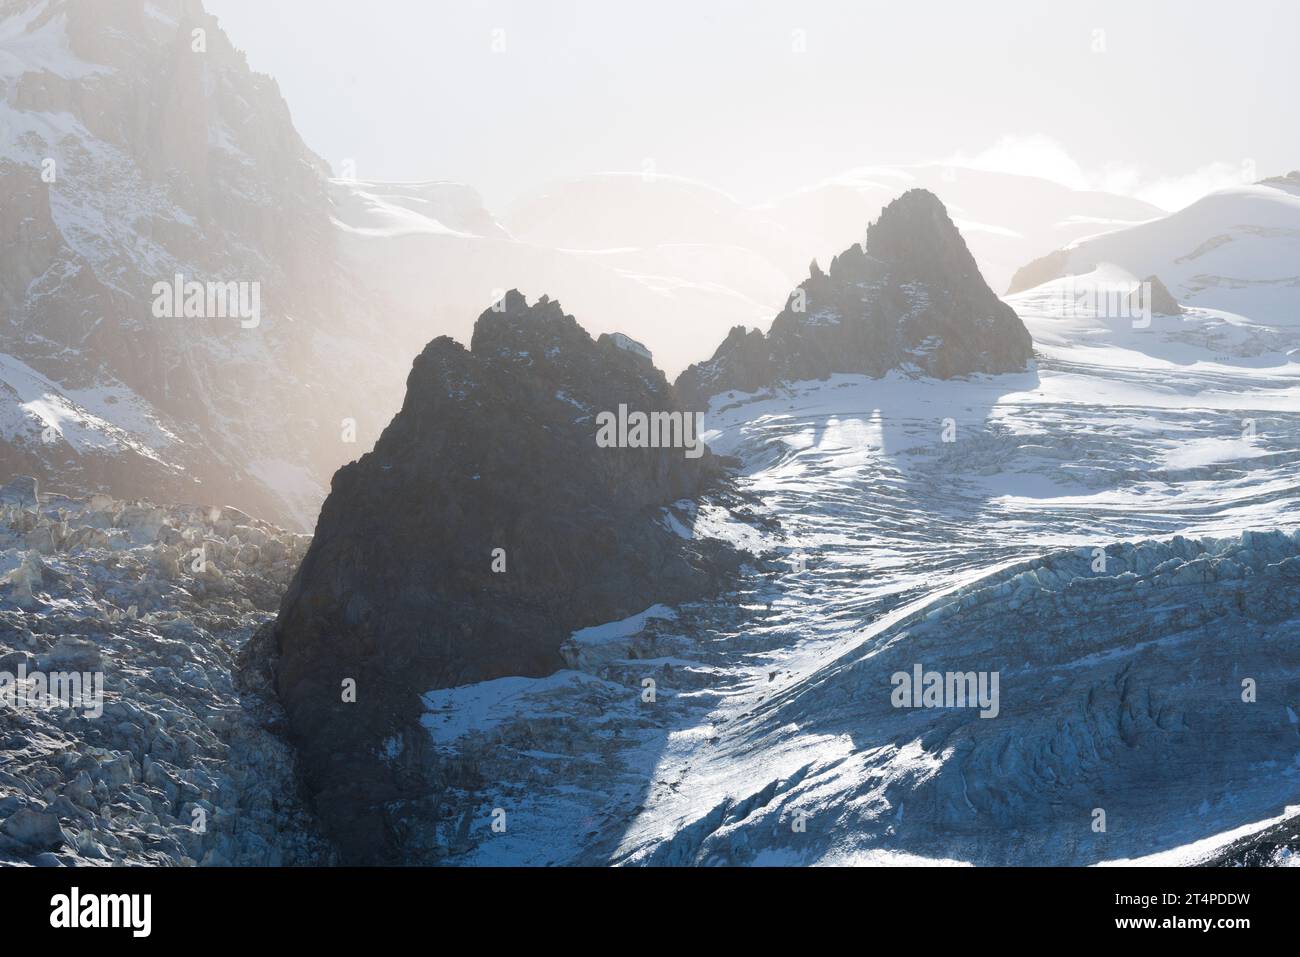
[206,0,1299,211]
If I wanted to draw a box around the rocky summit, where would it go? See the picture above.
[674,189,1033,408]
[260,291,743,862]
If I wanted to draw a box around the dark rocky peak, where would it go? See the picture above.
[469,290,667,392]
[863,187,984,284]
[675,191,1032,407]
[798,189,983,289]
[470,290,577,356]
[677,325,776,403]
[382,291,707,511]
[262,292,740,861]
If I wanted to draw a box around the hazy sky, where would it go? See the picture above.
[206,0,1299,212]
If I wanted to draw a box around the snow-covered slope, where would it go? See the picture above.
[1008,176,1300,326]
[331,179,512,241]
[0,350,193,508]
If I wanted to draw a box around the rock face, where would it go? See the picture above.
[1,808,65,851]
[675,190,1033,408]
[266,292,741,862]
[0,0,404,528]
[1004,247,1071,297]
[1260,169,1300,194]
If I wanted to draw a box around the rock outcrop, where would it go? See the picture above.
[675,189,1033,408]
[1005,247,1072,296]
[264,292,741,862]
[1202,811,1300,866]
[1259,169,1300,194]
[1143,274,1184,315]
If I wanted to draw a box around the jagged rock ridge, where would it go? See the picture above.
[263,292,741,862]
[674,189,1033,407]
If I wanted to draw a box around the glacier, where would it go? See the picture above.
[402,274,1300,866]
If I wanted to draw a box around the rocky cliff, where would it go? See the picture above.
[0,0,402,527]
[674,189,1033,408]
[262,292,741,861]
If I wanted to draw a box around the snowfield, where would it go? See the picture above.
[1011,180,1300,325]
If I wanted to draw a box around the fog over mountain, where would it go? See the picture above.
[336,166,1164,382]
[1,0,1189,527]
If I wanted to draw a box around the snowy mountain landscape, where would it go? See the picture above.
[1,0,1299,876]
[1010,174,1300,325]
[301,201,1300,867]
